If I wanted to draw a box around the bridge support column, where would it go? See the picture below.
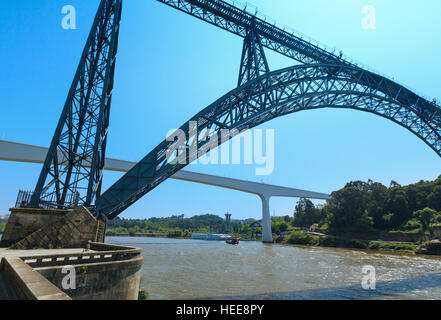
[260,194,273,243]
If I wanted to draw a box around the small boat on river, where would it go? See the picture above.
[226,238,239,245]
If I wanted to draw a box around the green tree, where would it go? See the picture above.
[387,189,411,228]
[295,176,441,234]
[242,224,252,234]
[365,182,388,229]
[272,221,288,234]
[232,222,243,233]
[414,208,438,231]
[293,198,323,228]
[323,185,371,232]
[427,186,441,212]
[390,180,401,188]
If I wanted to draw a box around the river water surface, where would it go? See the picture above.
[107,236,441,300]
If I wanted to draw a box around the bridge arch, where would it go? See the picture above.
[96,64,441,218]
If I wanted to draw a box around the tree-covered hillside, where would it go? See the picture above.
[294,175,441,234]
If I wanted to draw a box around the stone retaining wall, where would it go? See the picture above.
[9,206,101,249]
[0,208,69,247]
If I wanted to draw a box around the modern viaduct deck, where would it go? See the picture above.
[0,139,330,242]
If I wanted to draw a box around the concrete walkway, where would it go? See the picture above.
[0,248,91,259]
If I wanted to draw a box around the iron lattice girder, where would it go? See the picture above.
[238,27,270,87]
[156,0,441,126]
[95,64,441,219]
[30,0,122,209]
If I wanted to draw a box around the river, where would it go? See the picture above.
[107,236,441,300]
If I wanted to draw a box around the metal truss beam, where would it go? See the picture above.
[156,0,441,127]
[30,0,123,209]
[238,27,270,87]
[95,64,441,219]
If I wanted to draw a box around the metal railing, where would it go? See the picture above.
[15,190,80,210]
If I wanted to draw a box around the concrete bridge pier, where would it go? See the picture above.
[260,194,273,243]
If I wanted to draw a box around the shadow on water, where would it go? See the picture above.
[203,273,441,300]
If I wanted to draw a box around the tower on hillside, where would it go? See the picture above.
[225,213,232,233]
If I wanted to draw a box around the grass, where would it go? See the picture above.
[283,231,419,252]
[367,241,418,251]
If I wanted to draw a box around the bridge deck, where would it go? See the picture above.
[0,139,331,200]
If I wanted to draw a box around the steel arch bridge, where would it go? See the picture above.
[95,63,441,218]
[23,0,440,232]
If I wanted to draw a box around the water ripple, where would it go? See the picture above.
[108,236,441,300]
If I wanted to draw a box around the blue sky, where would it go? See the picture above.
[0,0,440,220]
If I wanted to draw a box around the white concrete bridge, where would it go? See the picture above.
[0,140,331,242]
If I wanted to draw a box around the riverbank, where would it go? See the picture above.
[107,231,441,256]
[109,233,172,238]
[277,231,441,255]
[107,233,261,241]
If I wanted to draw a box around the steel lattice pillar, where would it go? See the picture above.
[238,27,270,87]
[30,0,123,209]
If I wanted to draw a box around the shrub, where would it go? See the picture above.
[368,242,380,250]
[401,218,422,231]
[318,223,328,233]
[368,241,417,251]
[319,236,368,249]
[287,231,313,245]
[138,289,148,300]
[418,241,441,255]
[167,230,182,238]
